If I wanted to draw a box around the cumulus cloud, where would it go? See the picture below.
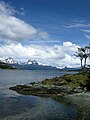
[0,1,15,15]
[38,31,49,40]
[62,41,79,56]
[0,41,84,68]
[0,43,64,60]
[58,54,80,68]
[63,41,73,46]
[0,15,37,41]
[0,1,49,42]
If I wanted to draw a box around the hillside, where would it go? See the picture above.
[0,61,15,69]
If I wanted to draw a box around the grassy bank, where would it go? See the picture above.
[9,72,90,96]
[41,72,90,90]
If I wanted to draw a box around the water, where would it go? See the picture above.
[0,69,79,120]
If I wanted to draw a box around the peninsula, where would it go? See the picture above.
[9,72,90,97]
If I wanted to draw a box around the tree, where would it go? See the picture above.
[75,44,90,70]
[84,44,90,68]
[85,44,90,58]
[75,51,83,69]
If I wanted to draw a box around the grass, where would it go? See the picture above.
[9,72,90,96]
[41,72,90,89]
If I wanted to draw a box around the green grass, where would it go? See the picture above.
[41,72,90,89]
[10,72,90,96]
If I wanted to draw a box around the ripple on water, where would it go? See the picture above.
[0,95,78,120]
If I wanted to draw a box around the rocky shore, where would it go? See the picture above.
[9,72,90,97]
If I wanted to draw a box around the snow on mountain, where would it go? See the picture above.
[1,57,18,64]
[27,60,38,65]
[0,58,59,70]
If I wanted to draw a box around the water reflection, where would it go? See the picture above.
[0,95,78,120]
[0,70,79,120]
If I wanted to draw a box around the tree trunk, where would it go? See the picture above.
[80,58,83,69]
[84,57,87,69]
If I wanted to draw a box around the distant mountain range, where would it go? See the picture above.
[61,67,81,71]
[0,57,59,70]
[0,57,82,71]
[0,61,15,69]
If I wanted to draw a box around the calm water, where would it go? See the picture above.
[0,69,79,120]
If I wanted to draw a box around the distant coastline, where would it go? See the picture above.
[0,61,16,69]
[0,58,81,71]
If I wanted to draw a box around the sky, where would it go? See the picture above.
[0,0,90,68]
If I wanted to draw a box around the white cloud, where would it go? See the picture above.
[0,42,83,68]
[63,41,73,46]
[0,43,64,59]
[65,21,90,41]
[0,1,15,15]
[38,31,49,40]
[0,1,49,42]
[85,34,90,40]
[62,41,79,56]
[82,29,90,33]
[82,29,90,40]
[0,15,37,41]
[65,23,90,28]
[58,54,80,68]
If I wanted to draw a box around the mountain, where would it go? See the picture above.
[0,58,59,70]
[27,60,38,65]
[2,57,18,64]
[0,61,15,69]
[61,67,81,71]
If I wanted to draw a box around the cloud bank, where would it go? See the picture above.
[0,1,49,42]
[0,41,83,68]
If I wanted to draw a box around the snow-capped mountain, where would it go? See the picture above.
[27,60,38,65]
[2,57,18,64]
[0,58,59,70]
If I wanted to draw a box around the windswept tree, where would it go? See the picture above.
[85,44,90,68]
[85,44,90,58]
[75,44,90,70]
[75,48,84,69]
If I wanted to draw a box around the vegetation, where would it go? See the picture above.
[9,72,90,97]
[41,72,90,89]
[75,44,90,70]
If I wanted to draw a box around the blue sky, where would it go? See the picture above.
[0,0,90,67]
[4,0,90,45]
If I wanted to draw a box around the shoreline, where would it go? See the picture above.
[9,72,90,120]
[9,72,90,97]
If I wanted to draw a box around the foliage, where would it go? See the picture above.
[41,72,90,89]
[75,43,90,70]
